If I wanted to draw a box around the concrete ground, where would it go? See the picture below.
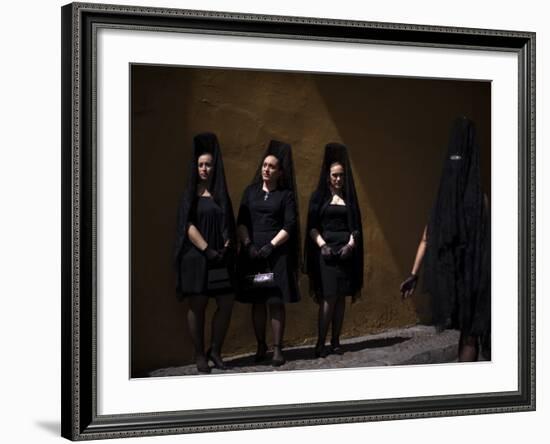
[148,325,466,377]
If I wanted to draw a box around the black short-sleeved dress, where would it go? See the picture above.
[178,196,232,297]
[236,184,300,304]
[317,203,353,297]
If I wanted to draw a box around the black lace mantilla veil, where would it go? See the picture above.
[249,139,302,277]
[174,133,236,292]
[304,143,364,302]
[423,117,490,339]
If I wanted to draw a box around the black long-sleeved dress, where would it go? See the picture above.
[305,195,362,301]
[177,196,233,297]
[315,203,354,297]
[236,184,300,304]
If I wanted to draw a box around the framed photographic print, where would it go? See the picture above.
[61,2,535,440]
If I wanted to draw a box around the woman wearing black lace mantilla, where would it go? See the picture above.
[174,133,236,374]
[304,143,364,358]
[236,140,301,367]
[400,117,491,362]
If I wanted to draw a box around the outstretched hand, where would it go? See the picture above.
[400,274,418,299]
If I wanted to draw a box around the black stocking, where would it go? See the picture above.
[252,303,267,346]
[210,295,234,353]
[269,303,286,365]
[317,297,336,347]
[331,295,346,347]
[269,303,286,347]
[187,295,208,357]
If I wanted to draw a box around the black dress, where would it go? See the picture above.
[236,184,300,304]
[317,204,353,297]
[178,196,232,297]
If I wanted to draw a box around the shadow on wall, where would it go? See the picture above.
[131,67,196,377]
[130,66,490,376]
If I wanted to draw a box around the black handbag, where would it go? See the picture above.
[206,266,232,293]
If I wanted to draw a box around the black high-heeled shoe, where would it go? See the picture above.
[272,345,286,367]
[254,341,269,363]
[330,340,344,355]
[195,355,211,374]
[206,348,227,370]
[314,343,329,358]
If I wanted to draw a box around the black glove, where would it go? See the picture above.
[246,242,260,260]
[259,243,274,259]
[217,245,230,262]
[338,244,354,260]
[203,247,221,264]
[320,244,334,258]
[400,274,418,299]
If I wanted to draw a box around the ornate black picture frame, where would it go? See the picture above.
[61,2,535,440]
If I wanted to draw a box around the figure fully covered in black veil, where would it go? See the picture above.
[304,143,364,358]
[174,132,236,374]
[400,117,491,362]
[236,140,301,367]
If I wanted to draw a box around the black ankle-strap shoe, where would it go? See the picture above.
[330,341,344,355]
[254,342,269,363]
[272,345,286,367]
[314,344,329,358]
[195,355,211,374]
[206,348,227,370]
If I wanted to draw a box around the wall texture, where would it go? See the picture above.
[131,65,490,376]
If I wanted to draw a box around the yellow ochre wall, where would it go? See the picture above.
[130,65,490,376]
